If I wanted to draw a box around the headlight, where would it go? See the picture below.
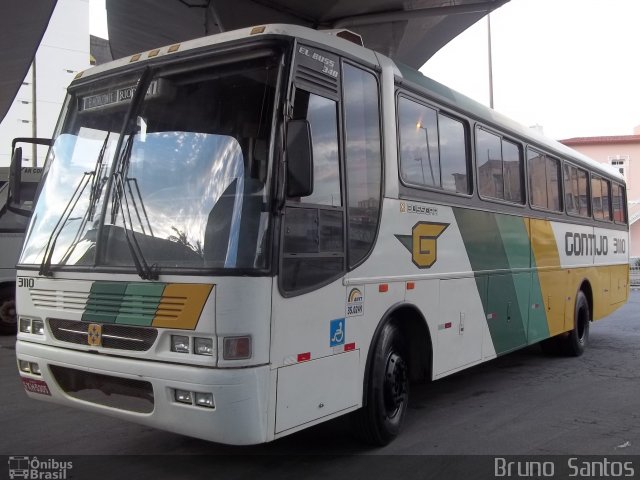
[19,318,32,334]
[170,335,190,354]
[194,392,214,408]
[174,389,193,404]
[194,337,213,356]
[18,360,31,374]
[31,319,45,335]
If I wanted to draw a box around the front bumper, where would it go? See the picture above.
[16,340,271,445]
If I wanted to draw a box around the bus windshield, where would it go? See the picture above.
[20,54,279,273]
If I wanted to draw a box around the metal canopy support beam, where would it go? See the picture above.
[333,0,508,28]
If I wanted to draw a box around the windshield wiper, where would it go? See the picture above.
[39,171,93,276]
[110,134,159,280]
[39,134,112,276]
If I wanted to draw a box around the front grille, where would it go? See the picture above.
[50,365,154,413]
[48,318,158,351]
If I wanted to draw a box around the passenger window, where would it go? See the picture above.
[476,127,523,203]
[591,175,604,220]
[613,183,626,223]
[564,164,589,216]
[398,96,469,194]
[528,149,561,211]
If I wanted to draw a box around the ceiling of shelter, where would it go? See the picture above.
[1,0,509,125]
[0,0,57,125]
[106,0,508,68]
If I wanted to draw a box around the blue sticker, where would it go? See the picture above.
[330,318,345,347]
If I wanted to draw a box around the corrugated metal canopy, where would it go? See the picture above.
[0,0,57,123]
[106,0,508,68]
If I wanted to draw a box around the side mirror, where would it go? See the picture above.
[286,119,313,198]
[9,147,23,205]
[8,137,51,216]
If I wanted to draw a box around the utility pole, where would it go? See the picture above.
[487,13,494,109]
[31,58,38,167]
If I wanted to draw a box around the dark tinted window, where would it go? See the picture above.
[398,98,439,187]
[528,149,561,211]
[398,96,469,193]
[502,140,523,203]
[613,183,626,223]
[293,91,341,206]
[477,129,503,199]
[439,115,468,193]
[476,128,523,203]
[591,175,604,220]
[343,64,381,267]
[564,164,591,217]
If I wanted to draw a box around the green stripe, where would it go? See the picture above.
[454,209,528,354]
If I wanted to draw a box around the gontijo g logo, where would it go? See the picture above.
[395,221,449,268]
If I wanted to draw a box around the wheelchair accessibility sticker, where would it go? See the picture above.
[330,318,345,347]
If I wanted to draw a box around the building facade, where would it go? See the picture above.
[561,126,640,259]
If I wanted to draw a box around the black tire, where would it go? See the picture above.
[352,322,409,446]
[560,290,590,357]
[0,285,17,335]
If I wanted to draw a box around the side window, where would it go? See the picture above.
[591,174,612,221]
[591,175,604,220]
[398,96,469,194]
[563,164,589,216]
[342,63,382,268]
[476,127,523,203]
[546,156,561,211]
[528,149,561,211]
[563,164,577,214]
[293,91,341,206]
[477,128,503,199]
[282,89,344,293]
[613,183,626,223]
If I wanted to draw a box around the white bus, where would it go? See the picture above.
[15,24,629,446]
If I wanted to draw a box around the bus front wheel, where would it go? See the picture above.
[352,322,409,446]
[0,286,17,335]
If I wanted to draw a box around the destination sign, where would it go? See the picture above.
[80,79,162,112]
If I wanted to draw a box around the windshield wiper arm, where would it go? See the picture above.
[111,135,158,280]
[39,171,93,276]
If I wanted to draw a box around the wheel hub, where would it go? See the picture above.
[383,352,407,418]
[0,298,17,325]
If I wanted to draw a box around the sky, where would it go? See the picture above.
[89,0,639,141]
[421,0,640,140]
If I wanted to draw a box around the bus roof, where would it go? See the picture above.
[73,23,622,185]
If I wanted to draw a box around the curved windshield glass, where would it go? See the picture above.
[20,54,279,273]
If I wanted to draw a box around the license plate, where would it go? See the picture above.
[21,377,51,396]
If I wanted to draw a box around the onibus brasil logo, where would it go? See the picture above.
[8,456,72,479]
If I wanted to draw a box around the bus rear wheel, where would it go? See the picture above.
[0,286,17,335]
[352,322,409,446]
[561,290,590,356]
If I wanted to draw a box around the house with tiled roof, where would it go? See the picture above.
[561,127,640,258]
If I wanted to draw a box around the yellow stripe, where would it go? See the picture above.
[152,284,214,329]
[527,219,567,336]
